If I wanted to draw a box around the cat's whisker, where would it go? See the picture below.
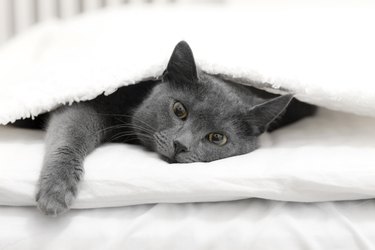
[109,132,136,142]
[115,114,156,130]
[91,124,127,137]
[91,120,155,139]
[93,112,156,131]
[109,131,153,142]
[114,119,155,133]
[110,135,137,142]
[128,125,155,135]
[108,122,155,136]
[123,116,156,132]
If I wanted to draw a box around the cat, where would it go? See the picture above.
[13,41,316,216]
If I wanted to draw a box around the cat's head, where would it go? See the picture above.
[132,41,292,163]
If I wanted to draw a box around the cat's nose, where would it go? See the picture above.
[173,140,188,155]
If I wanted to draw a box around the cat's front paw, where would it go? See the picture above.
[36,181,76,217]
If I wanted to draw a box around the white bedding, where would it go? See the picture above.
[1,199,375,250]
[1,3,375,250]
[0,3,374,210]
[2,108,375,208]
[1,5,375,124]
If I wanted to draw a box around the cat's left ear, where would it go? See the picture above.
[164,41,198,85]
[247,94,293,135]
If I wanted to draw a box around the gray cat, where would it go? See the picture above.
[14,41,315,216]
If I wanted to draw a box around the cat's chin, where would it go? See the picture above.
[159,154,197,164]
[160,155,177,164]
[173,154,200,164]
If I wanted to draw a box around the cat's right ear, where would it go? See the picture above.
[246,94,293,135]
[163,41,198,86]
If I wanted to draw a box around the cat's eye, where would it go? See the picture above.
[207,133,227,146]
[173,101,188,120]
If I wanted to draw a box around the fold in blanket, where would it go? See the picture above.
[0,6,375,208]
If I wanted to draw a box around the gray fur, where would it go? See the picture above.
[132,41,293,163]
[36,41,312,216]
[132,70,292,163]
[37,104,104,216]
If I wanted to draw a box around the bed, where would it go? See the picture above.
[1,1,375,249]
[2,200,375,250]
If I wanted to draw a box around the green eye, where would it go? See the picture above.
[173,101,188,120]
[207,133,227,146]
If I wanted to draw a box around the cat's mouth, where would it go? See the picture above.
[162,153,201,164]
[159,152,196,164]
[160,155,178,164]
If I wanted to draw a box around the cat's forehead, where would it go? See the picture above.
[169,74,252,115]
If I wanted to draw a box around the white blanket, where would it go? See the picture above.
[1,5,375,208]
[1,5,375,123]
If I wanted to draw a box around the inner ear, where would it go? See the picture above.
[165,41,198,85]
[248,94,294,135]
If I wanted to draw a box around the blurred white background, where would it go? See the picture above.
[0,0,227,46]
[0,0,373,46]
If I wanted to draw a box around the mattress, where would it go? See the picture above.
[1,199,375,250]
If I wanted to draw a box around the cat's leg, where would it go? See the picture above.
[36,104,104,216]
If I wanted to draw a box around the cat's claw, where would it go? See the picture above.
[36,186,75,217]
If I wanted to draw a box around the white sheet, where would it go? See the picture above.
[1,199,375,250]
[2,108,375,208]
